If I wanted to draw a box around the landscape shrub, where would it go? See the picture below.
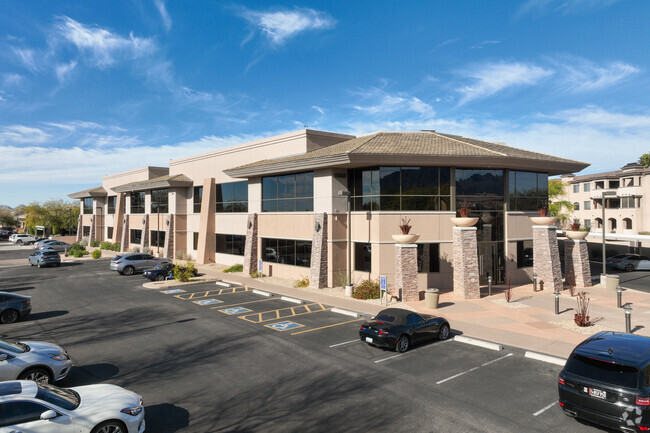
[143,247,151,254]
[100,241,112,250]
[91,249,101,259]
[90,240,100,248]
[249,271,265,278]
[223,264,243,273]
[173,262,196,282]
[352,279,380,300]
[294,276,310,288]
[112,242,121,252]
[131,246,140,253]
[80,238,88,247]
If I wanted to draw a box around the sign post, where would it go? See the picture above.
[380,275,387,305]
[258,259,263,274]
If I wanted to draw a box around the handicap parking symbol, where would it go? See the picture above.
[219,307,252,315]
[161,289,186,294]
[265,321,303,332]
[193,299,223,306]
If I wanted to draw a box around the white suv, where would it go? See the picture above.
[10,234,35,244]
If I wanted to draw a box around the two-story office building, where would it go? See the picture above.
[69,129,587,291]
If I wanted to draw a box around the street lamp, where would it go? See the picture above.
[338,190,352,290]
[601,190,617,278]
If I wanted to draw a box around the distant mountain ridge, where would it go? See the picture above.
[0,205,12,210]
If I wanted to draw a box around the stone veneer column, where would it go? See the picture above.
[120,216,129,253]
[533,225,563,292]
[76,215,82,243]
[243,213,258,275]
[453,227,480,299]
[140,214,149,252]
[309,213,328,289]
[88,216,96,243]
[163,214,175,259]
[395,244,418,301]
[565,239,592,288]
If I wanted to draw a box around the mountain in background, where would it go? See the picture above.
[0,205,12,210]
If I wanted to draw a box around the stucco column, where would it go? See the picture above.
[197,178,216,264]
[533,225,563,292]
[395,244,419,301]
[141,214,149,252]
[164,214,175,259]
[309,213,328,289]
[565,239,592,288]
[243,213,258,275]
[113,193,125,243]
[88,216,95,243]
[453,227,480,299]
[76,215,82,243]
[120,216,129,253]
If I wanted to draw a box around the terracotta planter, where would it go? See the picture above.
[391,234,420,244]
[565,230,589,240]
[451,217,479,227]
[530,216,558,226]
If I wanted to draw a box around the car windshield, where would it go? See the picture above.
[0,340,27,353]
[565,354,639,389]
[36,383,80,410]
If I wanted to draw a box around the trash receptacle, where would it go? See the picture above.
[606,274,620,291]
[425,288,439,309]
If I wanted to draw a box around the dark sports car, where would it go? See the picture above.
[359,308,451,352]
[143,263,198,281]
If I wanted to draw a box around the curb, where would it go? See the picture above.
[454,335,503,351]
[142,279,215,290]
[524,351,567,366]
[281,296,303,304]
[252,289,272,297]
[331,308,359,318]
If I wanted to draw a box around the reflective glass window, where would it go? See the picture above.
[354,243,371,272]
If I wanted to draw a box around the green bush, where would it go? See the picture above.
[71,249,90,258]
[91,249,101,259]
[112,242,121,252]
[294,276,310,288]
[173,262,196,282]
[69,242,85,253]
[352,279,380,300]
[90,240,100,248]
[100,241,112,250]
[223,264,244,273]
[249,271,265,278]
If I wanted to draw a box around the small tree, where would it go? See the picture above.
[639,153,650,168]
[548,179,574,225]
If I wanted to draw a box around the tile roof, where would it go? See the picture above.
[111,174,193,192]
[67,186,107,199]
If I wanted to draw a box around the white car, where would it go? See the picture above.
[0,340,72,384]
[0,380,145,433]
[10,234,35,244]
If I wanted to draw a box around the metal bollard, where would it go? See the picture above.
[533,272,537,292]
[554,289,560,315]
[488,275,492,297]
[624,303,633,333]
[617,284,623,308]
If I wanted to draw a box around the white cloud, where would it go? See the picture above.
[11,48,40,72]
[44,121,103,132]
[154,0,172,32]
[554,59,639,92]
[469,40,501,49]
[457,61,554,104]
[55,16,156,68]
[517,0,619,18]
[242,8,336,46]
[430,38,459,53]
[312,105,324,115]
[2,74,23,88]
[544,105,650,129]
[55,61,77,83]
[0,125,51,144]
[353,88,434,117]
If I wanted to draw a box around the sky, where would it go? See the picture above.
[1,0,649,208]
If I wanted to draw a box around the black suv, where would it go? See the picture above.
[558,331,650,432]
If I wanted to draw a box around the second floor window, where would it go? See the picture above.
[216,181,248,212]
[573,184,580,193]
[151,189,168,213]
[130,192,145,214]
[82,198,93,214]
[262,172,313,212]
[583,183,590,192]
[107,196,116,214]
[193,186,203,213]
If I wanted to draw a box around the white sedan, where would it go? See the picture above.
[0,380,145,433]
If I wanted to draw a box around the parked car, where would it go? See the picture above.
[0,339,72,384]
[0,380,145,433]
[0,292,31,324]
[558,331,650,431]
[38,240,71,253]
[28,250,61,268]
[143,262,198,281]
[606,253,637,269]
[0,230,14,240]
[33,239,55,249]
[613,254,650,272]
[110,253,171,276]
[9,234,35,244]
[359,308,451,353]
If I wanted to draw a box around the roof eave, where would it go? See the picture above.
[112,179,193,193]
[224,154,352,178]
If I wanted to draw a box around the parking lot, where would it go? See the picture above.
[0,243,606,432]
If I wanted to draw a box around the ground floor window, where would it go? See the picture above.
[216,234,245,256]
[584,219,591,229]
[517,240,533,268]
[261,238,311,267]
[107,227,113,239]
[193,232,199,250]
[354,243,371,272]
[82,226,90,237]
[130,229,142,244]
[417,244,440,273]
[151,230,166,247]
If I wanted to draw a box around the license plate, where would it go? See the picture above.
[365,337,373,343]
[589,388,606,399]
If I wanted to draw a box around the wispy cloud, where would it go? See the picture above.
[2,73,23,88]
[154,0,172,32]
[11,48,40,72]
[430,38,459,53]
[551,58,639,92]
[469,40,501,50]
[456,61,554,104]
[516,0,620,18]
[0,125,51,144]
[55,61,77,83]
[544,105,650,129]
[312,105,324,115]
[240,8,336,46]
[352,87,434,117]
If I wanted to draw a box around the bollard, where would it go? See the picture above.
[624,303,633,333]
[617,284,623,308]
[488,275,492,297]
[554,289,560,315]
[533,272,537,292]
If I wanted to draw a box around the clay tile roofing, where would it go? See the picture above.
[67,186,107,199]
[224,131,589,177]
[111,174,193,193]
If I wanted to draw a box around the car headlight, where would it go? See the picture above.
[50,353,70,361]
[121,406,143,416]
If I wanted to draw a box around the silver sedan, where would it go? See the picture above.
[0,339,72,384]
[616,254,650,272]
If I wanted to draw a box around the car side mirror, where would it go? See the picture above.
[0,354,8,361]
[40,410,58,421]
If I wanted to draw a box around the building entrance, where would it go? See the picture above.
[478,241,505,284]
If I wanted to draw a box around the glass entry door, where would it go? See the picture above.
[478,241,505,284]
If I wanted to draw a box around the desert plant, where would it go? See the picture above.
[90,239,100,247]
[570,219,581,231]
[574,291,591,327]
[294,276,310,288]
[334,269,347,287]
[352,279,380,300]
[249,271,265,278]
[143,246,151,254]
[100,241,112,250]
[175,249,188,260]
[69,242,85,253]
[71,249,89,258]
[91,249,101,259]
[173,262,196,282]
[80,238,88,247]
[457,201,473,218]
[131,246,140,253]
[398,217,412,235]
[504,276,512,303]
[223,264,244,273]
[112,242,121,252]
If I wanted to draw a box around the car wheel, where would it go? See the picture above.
[91,420,127,433]
[438,323,451,341]
[625,264,634,272]
[17,240,22,244]
[18,367,52,384]
[395,335,410,353]
[0,309,19,324]
[155,274,165,281]
[123,266,135,276]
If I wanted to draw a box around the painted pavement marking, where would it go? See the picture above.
[161,289,186,294]
[291,318,364,336]
[219,307,253,315]
[175,286,248,300]
[533,401,558,417]
[238,303,330,324]
[192,299,223,306]
[265,321,304,332]
[436,353,513,385]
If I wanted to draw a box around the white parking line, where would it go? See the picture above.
[533,401,557,417]
[329,339,358,348]
[374,353,404,363]
[372,339,456,363]
[436,353,513,384]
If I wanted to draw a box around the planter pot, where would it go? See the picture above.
[425,288,439,309]
[450,217,479,227]
[565,230,589,240]
[481,213,494,224]
[391,234,420,244]
[529,216,558,226]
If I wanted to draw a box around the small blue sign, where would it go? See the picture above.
[162,289,186,294]
[258,258,263,272]
[265,321,303,332]
[193,299,222,306]
[380,275,387,290]
[219,307,252,315]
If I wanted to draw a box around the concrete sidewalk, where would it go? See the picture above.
[193,264,650,360]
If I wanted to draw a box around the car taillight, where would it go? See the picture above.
[359,325,365,330]
[637,397,650,406]
[378,329,390,335]
[558,377,565,385]
[558,401,564,407]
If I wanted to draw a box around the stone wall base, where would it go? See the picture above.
[453,227,480,299]
[565,239,592,288]
[395,244,419,302]
[533,225,563,292]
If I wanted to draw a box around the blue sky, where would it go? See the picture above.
[1,0,649,207]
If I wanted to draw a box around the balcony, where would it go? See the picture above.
[590,189,617,200]
[617,186,643,197]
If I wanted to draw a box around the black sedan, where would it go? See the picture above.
[359,308,450,352]
[0,292,31,324]
[143,263,198,281]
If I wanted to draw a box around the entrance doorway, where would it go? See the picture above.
[478,241,505,284]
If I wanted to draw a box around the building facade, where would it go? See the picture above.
[70,129,587,291]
